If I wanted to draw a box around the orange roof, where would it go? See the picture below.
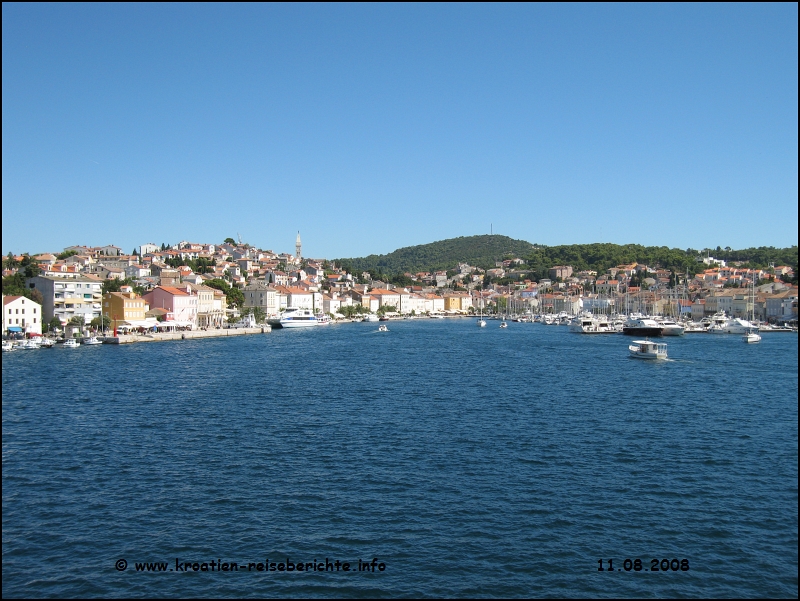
[3,295,24,305]
[157,286,190,296]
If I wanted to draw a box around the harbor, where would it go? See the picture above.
[3,316,797,598]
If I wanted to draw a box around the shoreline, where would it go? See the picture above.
[101,326,270,344]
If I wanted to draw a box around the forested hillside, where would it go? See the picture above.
[336,236,798,280]
[336,235,536,274]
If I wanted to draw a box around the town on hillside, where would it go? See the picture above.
[2,236,798,339]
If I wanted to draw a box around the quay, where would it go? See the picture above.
[102,326,270,344]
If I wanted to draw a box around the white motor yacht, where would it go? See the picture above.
[362,314,379,323]
[2,340,15,352]
[657,318,685,336]
[722,317,754,334]
[629,339,668,360]
[572,315,615,333]
[279,308,319,328]
[83,336,103,345]
[622,317,663,337]
[63,338,80,348]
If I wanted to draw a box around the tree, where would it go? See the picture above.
[242,306,266,323]
[132,248,139,256]
[224,237,236,245]
[56,249,78,261]
[90,315,112,330]
[204,278,244,308]
[49,316,62,330]
[377,304,397,315]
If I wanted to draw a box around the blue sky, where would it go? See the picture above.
[2,3,797,259]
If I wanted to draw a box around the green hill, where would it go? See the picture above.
[336,235,535,274]
[335,236,798,281]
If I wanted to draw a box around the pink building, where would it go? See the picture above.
[142,286,198,327]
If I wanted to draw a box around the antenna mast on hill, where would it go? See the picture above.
[237,233,243,245]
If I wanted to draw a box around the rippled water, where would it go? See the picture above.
[2,321,797,597]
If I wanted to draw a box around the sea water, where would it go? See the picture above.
[2,321,797,597]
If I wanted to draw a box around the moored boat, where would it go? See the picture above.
[657,318,686,336]
[622,317,663,337]
[279,308,319,328]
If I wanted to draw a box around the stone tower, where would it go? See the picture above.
[295,231,302,261]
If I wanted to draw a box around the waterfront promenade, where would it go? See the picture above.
[102,326,269,344]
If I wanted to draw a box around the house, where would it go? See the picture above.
[103,287,149,325]
[424,293,445,313]
[142,286,198,327]
[370,289,401,311]
[273,286,321,312]
[90,265,126,280]
[3,295,42,336]
[321,293,341,315]
[443,293,470,312]
[185,284,223,327]
[243,281,279,317]
[549,265,573,280]
[96,245,123,257]
[126,265,152,279]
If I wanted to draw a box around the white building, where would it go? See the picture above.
[3,295,43,336]
[139,243,160,256]
[27,275,103,325]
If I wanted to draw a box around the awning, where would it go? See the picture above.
[7,326,22,332]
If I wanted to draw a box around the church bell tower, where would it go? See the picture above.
[295,231,302,261]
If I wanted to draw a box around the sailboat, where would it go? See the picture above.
[477,293,486,327]
[743,277,761,343]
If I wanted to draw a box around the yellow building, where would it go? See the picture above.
[443,295,461,311]
[103,287,149,323]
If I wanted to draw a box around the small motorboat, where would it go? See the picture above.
[499,321,507,328]
[378,324,389,332]
[2,341,15,352]
[63,338,80,348]
[742,328,761,344]
[628,339,667,360]
[83,336,103,345]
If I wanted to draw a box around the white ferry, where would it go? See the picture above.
[278,308,319,328]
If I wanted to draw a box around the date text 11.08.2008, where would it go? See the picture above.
[598,558,689,572]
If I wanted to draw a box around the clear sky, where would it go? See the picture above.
[2,3,797,259]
